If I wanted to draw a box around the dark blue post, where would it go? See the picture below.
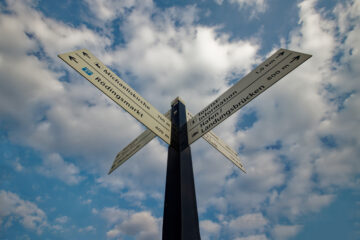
[162,97,201,240]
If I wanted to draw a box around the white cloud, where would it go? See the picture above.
[84,0,153,22]
[0,0,123,170]
[214,0,224,5]
[106,228,121,238]
[55,216,68,224]
[235,234,268,240]
[13,158,24,172]
[79,225,96,232]
[214,0,267,16]
[219,152,284,212]
[119,211,159,239]
[37,153,84,185]
[91,208,98,215]
[230,0,266,11]
[305,194,334,212]
[3,0,109,58]
[108,5,259,113]
[100,207,130,224]
[103,209,160,240]
[229,213,268,235]
[272,225,302,240]
[0,190,47,234]
[200,220,221,239]
[81,198,92,205]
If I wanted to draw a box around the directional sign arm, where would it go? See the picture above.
[108,128,157,174]
[185,111,245,172]
[108,111,170,174]
[109,110,246,174]
[58,49,172,144]
[187,48,311,144]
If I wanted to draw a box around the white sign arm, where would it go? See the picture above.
[109,111,245,174]
[187,48,311,144]
[108,111,170,174]
[58,49,172,144]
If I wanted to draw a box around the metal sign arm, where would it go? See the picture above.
[109,110,245,174]
[58,49,172,144]
[187,48,311,144]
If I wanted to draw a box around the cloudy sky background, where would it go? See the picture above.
[0,0,359,239]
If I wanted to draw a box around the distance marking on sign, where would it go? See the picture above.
[187,49,311,144]
[58,49,171,144]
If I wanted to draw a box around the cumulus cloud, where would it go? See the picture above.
[200,220,221,239]
[101,208,160,240]
[230,0,267,14]
[78,225,96,232]
[215,0,267,17]
[235,234,268,240]
[13,158,24,172]
[37,153,84,185]
[100,207,130,224]
[0,190,47,234]
[0,0,145,174]
[229,213,268,236]
[272,224,302,240]
[55,216,68,224]
[84,0,153,22]
[107,4,259,112]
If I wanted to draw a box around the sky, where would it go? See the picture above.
[0,0,359,239]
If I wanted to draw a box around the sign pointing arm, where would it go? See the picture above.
[109,110,246,174]
[58,49,172,144]
[187,49,311,144]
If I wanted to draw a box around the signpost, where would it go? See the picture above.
[59,48,311,240]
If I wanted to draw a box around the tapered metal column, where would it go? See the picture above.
[162,97,201,240]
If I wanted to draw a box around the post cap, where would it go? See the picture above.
[171,96,186,106]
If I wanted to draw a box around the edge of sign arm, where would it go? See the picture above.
[186,111,246,173]
[108,111,171,175]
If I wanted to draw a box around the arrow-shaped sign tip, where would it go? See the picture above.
[69,55,78,63]
[82,51,90,58]
[290,55,301,63]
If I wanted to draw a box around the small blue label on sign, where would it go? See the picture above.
[82,67,93,76]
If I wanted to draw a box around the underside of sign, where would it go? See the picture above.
[108,109,245,174]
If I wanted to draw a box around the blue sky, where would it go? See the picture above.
[0,0,359,239]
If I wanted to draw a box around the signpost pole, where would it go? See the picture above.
[162,98,201,240]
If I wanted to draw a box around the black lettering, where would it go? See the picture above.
[282,64,289,70]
